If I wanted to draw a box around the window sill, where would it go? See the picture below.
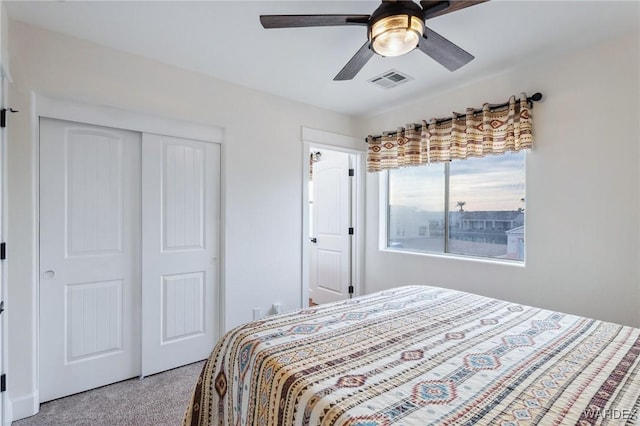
[379,247,526,267]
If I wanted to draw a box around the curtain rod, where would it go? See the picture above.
[366,92,543,142]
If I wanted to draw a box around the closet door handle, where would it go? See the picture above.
[310,237,317,243]
[43,270,56,279]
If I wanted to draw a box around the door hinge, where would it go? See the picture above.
[0,301,4,315]
[348,168,354,177]
[348,227,354,235]
[348,285,354,294]
[0,108,19,128]
[0,242,5,260]
[1,374,6,392]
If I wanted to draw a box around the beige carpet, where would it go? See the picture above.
[14,361,205,426]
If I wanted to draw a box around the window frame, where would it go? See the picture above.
[380,157,526,265]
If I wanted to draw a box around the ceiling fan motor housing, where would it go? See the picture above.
[369,1,425,57]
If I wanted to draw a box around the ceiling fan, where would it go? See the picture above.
[260,0,487,81]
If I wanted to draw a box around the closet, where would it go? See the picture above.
[39,118,220,402]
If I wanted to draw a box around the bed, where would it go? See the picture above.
[184,286,640,425]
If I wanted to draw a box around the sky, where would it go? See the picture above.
[389,151,525,212]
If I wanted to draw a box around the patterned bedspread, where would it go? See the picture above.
[184,286,640,425]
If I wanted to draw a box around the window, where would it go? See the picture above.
[387,152,525,261]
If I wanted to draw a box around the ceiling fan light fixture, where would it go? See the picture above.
[370,14,424,57]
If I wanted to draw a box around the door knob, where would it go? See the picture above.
[310,237,317,243]
[43,270,56,279]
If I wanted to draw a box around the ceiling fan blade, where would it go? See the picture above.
[420,1,489,20]
[417,28,474,71]
[334,41,374,81]
[260,14,369,29]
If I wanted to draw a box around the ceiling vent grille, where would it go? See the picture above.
[368,69,413,89]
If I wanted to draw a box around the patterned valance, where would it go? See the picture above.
[366,93,534,172]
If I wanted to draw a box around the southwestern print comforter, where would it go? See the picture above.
[184,286,640,425]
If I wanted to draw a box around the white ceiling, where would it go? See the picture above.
[5,1,640,116]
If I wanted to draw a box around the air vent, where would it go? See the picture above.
[368,69,413,89]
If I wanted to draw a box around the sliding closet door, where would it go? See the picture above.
[141,134,220,377]
[39,118,141,402]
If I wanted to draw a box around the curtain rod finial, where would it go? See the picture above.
[531,92,543,102]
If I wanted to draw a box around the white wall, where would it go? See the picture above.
[362,31,640,328]
[6,21,360,419]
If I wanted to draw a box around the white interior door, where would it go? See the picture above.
[39,118,141,402]
[311,153,351,304]
[141,133,219,377]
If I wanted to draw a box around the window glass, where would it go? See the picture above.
[388,164,445,253]
[386,152,525,262]
[448,152,525,260]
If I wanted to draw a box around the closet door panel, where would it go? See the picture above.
[39,118,141,402]
[141,133,220,376]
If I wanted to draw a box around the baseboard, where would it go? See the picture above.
[2,394,12,426]
[10,391,39,422]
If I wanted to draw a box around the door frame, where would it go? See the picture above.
[0,66,9,426]
[32,94,225,406]
[301,127,365,308]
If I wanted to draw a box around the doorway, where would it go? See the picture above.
[38,117,221,402]
[302,138,364,307]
